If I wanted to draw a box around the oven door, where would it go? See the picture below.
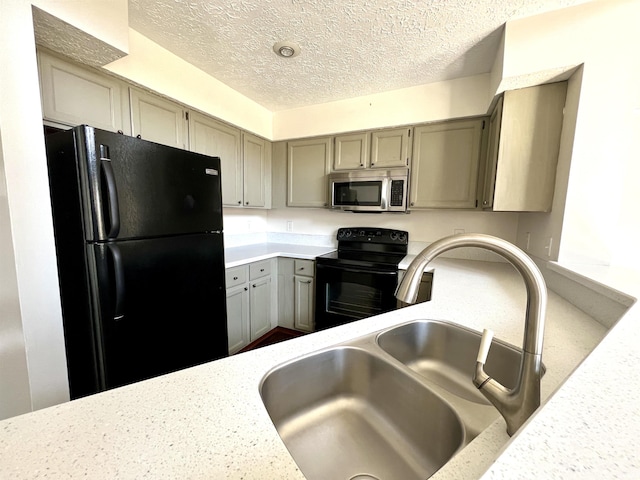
[314,262,399,331]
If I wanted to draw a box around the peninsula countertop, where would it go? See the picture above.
[0,257,615,479]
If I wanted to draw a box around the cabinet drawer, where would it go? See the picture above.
[226,266,248,289]
[294,259,314,277]
[250,260,272,280]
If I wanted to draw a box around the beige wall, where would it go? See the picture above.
[271,74,492,140]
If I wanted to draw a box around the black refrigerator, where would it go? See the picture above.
[45,125,228,399]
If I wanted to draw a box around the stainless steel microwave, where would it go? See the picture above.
[328,168,409,212]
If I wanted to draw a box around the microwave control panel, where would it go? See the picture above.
[390,179,405,207]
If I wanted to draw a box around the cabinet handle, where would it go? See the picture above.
[244,287,248,291]
[245,201,249,205]
[371,163,375,166]
[411,202,414,206]
[252,284,256,288]
[260,268,265,272]
[237,201,241,205]
[233,276,238,280]
[483,200,488,205]
[303,280,312,284]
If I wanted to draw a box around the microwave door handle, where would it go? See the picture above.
[380,177,389,210]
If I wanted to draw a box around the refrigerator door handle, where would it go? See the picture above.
[107,243,125,321]
[100,155,121,239]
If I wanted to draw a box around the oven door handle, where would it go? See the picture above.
[317,264,398,276]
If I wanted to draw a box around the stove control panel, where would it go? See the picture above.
[336,227,408,245]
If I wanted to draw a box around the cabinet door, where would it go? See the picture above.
[189,112,243,206]
[410,119,483,209]
[250,276,272,340]
[130,88,186,149]
[294,275,315,332]
[226,284,250,354]
[492,82,567,212]
[370,128,411,168]
[243,133,270,208]
[38,51,126,132]
[287,137,332,207]
[277,258,295,330]
[333,132,369,170]
[482,97,503,209]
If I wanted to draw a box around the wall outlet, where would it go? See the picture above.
[454,228,465,235]
[525,232,531,251]
[545,237,553,257]
[286,220,293,232]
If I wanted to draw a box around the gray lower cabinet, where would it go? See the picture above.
[293,259,315,332]
[225,283,250,354]
[278,258,315,332]
[225,259,274,354]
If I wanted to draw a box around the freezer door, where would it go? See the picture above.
[80,126,223,241]
[85,233,228,394]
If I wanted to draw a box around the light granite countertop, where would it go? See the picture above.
[224,242,335,268]
[0,253,618,479]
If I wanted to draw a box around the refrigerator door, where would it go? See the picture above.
[83,233,228,395]
[76,126,223,241]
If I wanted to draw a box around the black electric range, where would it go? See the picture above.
[314,227,409,330]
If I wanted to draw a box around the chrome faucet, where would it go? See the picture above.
[395,233,547,436]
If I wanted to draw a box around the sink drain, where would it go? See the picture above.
[349,475,380,480]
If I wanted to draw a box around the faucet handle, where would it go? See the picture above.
[477,329,495,364]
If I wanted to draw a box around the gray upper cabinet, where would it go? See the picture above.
[333,132,369,170]
[333,128,410,171]
[130,87,187,149]
[189,112,243,206]
[483,82,567,212]
[242,132,271,208]
[287,137,332,208]
[410,119,484,209]
[38,50,128,133]
[370,128,411,168]
[189,113,271,208]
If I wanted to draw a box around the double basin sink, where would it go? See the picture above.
[260,320,541,480]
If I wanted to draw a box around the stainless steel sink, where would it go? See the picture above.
[260,319,539,479]
[260,346,465,480]
[377,319,535,405]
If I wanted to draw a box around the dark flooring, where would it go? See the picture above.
[238,327,306,353]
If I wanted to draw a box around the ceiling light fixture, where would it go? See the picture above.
[273,41,300,58]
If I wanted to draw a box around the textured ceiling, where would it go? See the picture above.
[129,0,593,111]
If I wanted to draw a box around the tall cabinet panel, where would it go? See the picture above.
[243,133,271,208]
[129,88,187,149]
[189,112,243,206]
[38,50,128,133]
